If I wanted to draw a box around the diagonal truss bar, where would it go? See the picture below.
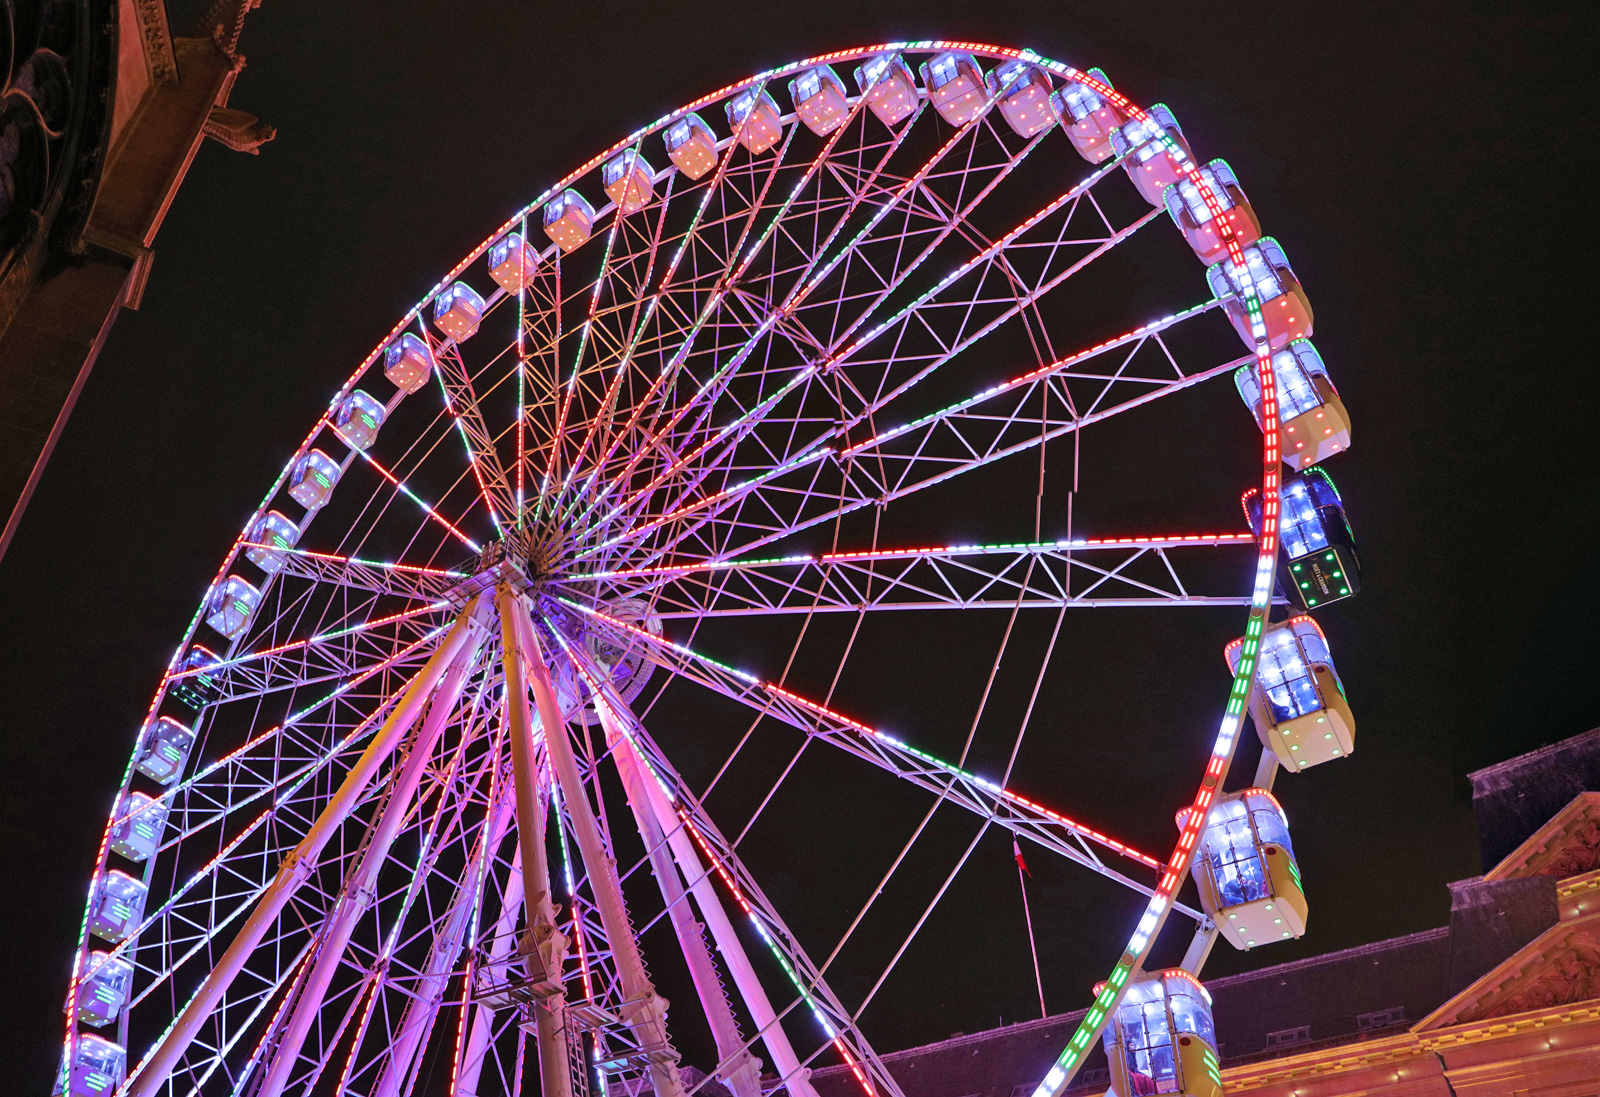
[255,544,463,601]
[429,339,522,533]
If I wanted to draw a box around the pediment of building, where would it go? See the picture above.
[1485,791,1600,881]
[1420,910,1600,1028]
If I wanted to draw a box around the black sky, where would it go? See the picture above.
[3,0,1598,1087]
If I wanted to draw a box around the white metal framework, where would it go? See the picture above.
[58,41,1313,1097]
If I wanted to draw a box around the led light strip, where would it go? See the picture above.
[561,533,1252,582]
[239,544,468,579]
[329,426,484,552]
[1018,60,1283,1097]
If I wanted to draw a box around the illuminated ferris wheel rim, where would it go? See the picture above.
[55,37,1349,1097]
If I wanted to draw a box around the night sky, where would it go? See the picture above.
[3,0,1597,1088]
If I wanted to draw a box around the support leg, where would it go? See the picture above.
[127,599,485,1097]
[1253,748,1280,791]
[508,594,686,1097]
[594,700,763,1097]
[577,671,817,1097]
[498,584,575,1097]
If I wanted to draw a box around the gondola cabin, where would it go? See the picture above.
[1207,238,1313,352]
[73,953,134,1028]
[1234,340,1351,470]
[725,87,784,154]
[288,449,341,510]
[1186,789,1307,950]
[89,870,147,943]
[920,52,985,126]
[245,510,299,574]
[433,281,484,342]
[65,1035,126,1097]
[135,716,194,785]
[1226,615,1355,771]
[489,233,539,293]
[1243,467,1361,609]
[1060,68,1123,163]
[171,645,221,710]
[853,53,917,127]
[1102,970,1222,1097]
[664,112,718,179]
[1111,105,1192,207]
[1164,159,1261,265]
[990,60,1060,137]
[206,575,261,640]
[109,791,167,863]
[544,189,595,253]
[604,149,656,214]
[791,65,849,136]
[383,333,433,394]
[334,389,385,450]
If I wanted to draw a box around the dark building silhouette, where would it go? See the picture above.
[0,0,272,561]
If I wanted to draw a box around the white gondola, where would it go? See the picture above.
[853,53,917,127]
[1164,159,1260,265]
[790,64,849,136]
[1111,104,1192,207]
[1186,788,1307,950]
[488,232,539,293]
[544,189,595,253]
[1102,970,1222,1097]
[89,870,147,943]
[725,87,783,153]
[383,332,433,394]
[1208,237,1314,351]
[244,510,299,574]
[664,112,718,179]
[1234,339,1350,469]
[334,389,385,450]
[72,953,134,1028]
[1060,68,1123,162]
[206,575,261,639]
[109,791,167,863]
[288,449,341,510]
[134,716,194,785]
[433,281,484,342]
[1226,615,1355,770]
[919,52,985,126]
[603,149,656,214]
[990,59,1060,137]
[64,1034,126,1097]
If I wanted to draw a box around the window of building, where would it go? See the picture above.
[1265,1024,1311,1048]
[1356,1006,1406,1031]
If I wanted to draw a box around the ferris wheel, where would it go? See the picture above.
[58,41,1361,1097]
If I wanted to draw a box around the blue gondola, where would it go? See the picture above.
[1102,970,1222,1097]
[1243,467,1361,609]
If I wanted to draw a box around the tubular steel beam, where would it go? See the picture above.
[509,593,687,1097]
